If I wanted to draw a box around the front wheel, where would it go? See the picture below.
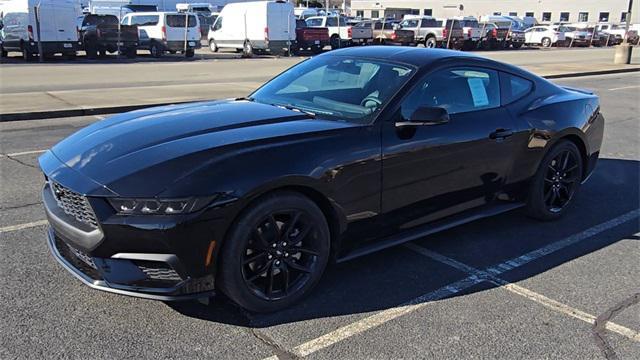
[425,37,437,48]
[209,39,218,53]
[526,140,583,221]
[242,40,253,58]
[218,191,330,313]
[541,37,552,48]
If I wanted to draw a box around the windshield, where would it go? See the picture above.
[250,56,415,123]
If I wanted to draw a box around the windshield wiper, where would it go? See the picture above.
[272,103,316,118]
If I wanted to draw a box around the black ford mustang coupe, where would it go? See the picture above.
[40,47,604,312]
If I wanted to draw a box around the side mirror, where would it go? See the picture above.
[396,106,449,127]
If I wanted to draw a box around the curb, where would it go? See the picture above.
[2,67,639,122]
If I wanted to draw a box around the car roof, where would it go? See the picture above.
[324,46,484,67]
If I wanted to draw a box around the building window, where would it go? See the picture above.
[371,10,379,19]
[621,12,628,22]
[509,12,517,16]
[525,12,534,17]
[599,12,609,22]
[356,10,364,18]
[560,12,570,22]
[423,9,432,16]
[411,9,420,15]
[578,12,588,22]
[542,12,552,21]
[493,12,502,16]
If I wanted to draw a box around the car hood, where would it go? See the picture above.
[43,100,356,197]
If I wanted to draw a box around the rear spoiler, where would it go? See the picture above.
[561,86,594,95]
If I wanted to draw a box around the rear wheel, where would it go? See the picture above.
[541,37,552,48]
[526,140,583,221]
[209,39,218,53]
[218,191,330,313]
[425,36,437,48]
[150,42,163,58]
[185,49,195,58]
[242,40,253,58]
[330,35,340,50]
[22,45,33,61]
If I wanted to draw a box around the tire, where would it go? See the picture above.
[541,37,552,48]
[311,46,323,55]
[22,48,33,61]
[218,191,331,313]
[209,39,218,53]
[242,40,253,58]
[330,35,340,50]
[125,47,137,58]
[185,49,195,58]
[512,42,523,49]
[425,36,437,48]
[150,42,163,58]
[526,140,583,221]
[1,47,7,58]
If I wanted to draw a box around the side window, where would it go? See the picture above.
[500,73,533,104]
[326,17,338,27]
[305,18,323,27]
[374,22,382,30]
[212,16,222,31]
[401,67,501,118]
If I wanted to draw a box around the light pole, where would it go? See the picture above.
[614,0,633,64]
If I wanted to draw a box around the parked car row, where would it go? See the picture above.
[2,1,639,61]
[0,0,202,60]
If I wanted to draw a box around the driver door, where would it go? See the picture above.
[380,66,518,230]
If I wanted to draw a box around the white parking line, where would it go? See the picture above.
[5,149,47,157]
[0,220,48,233]
[405,243,640,342]
[608,85,640,91]
[274,209,639,358]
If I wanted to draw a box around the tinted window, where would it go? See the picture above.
[212,16,222,31]
[130,15,159,26]
[420,18,439,27]
[400,19,419,28]
[502,73,533,104]
[306,18,323,27]
[166,14,197,27]
[251,57,414,123]
[460,20,478,28]
[83,15,118,26]
[445,20,462,29]
[326,17,338,27]
[402,68,500,117]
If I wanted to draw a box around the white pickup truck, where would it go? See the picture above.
[305,15,372,48]
[399,16,464,49]
[453,16,482,50]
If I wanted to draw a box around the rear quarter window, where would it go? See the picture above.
[130,15,159,26]
[500,72,534,104]
[166,14,197,28]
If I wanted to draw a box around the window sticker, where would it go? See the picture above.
[467,78,489,107]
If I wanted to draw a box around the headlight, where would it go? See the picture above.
[108,197,215,215]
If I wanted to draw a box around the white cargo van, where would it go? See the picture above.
[0,0,81,60]
[121,11,202,57]
[207,0,295,57]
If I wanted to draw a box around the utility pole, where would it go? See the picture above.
[614,0,633,64]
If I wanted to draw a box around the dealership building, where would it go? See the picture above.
[349,0,639,24]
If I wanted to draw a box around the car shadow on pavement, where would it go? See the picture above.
[168,158,639,327]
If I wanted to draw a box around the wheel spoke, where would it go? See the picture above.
[252,229,270,250]
[285,259,312,273]
[266,263,275,297]
[291,224,312,244]
[561,151,570,171]
[268,215,280,239]
[291,247,319,257]
[243,252,266,265]
[282,264,290,294]
[247,260,273,282]
[282,212,301,241]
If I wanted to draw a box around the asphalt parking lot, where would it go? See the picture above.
[1,70,639,359]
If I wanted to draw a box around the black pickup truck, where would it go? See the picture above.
[77,14,139,58]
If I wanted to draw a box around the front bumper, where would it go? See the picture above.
[47,227,214,301]
[42,180,217,301]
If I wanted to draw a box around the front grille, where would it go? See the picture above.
[54,236,102,280]
[135,261,182,282]
[51,182,98,229]
[66,243,97,269]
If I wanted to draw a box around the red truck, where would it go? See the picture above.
[292,19,329,55]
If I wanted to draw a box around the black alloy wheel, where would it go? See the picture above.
[218,191,330,312]
[526,140,583,220]
[242,210,322,301]
[543,149,581,213]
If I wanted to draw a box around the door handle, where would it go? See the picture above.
[489,128,514,140]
